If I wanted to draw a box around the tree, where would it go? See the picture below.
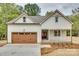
[24,3,41,16]
[0,3,41,40]
[16,5,23,13]
[72,8,79,16]
[69,8,79,36]
[45,11,54,16]
[0,3,22,40]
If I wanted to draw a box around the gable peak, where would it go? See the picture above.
[54,9,62,14]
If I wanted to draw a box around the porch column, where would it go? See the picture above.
[70,29,72,44]
[48,30,50,40]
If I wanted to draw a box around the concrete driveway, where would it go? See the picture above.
[0,44,41,56]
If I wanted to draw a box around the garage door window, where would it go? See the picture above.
[19,33,24,35]
[25,33,29,34]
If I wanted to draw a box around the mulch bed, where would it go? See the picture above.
[0,44,6,47]
[41,43,79,55]
[50,43,79,49]
[41,47,53,55]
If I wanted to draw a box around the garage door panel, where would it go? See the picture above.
[12,33,19,43]
[25,33,30,42]
[12,32,37,43]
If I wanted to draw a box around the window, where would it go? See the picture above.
[54,30,60,36]
[42,30,48,40]
[66,30,70,36]
[23,17,26,22]
[55,16,58,22]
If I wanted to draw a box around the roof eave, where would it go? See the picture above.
[7,23,41,25]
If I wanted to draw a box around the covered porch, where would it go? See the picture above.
[41,29,72,43]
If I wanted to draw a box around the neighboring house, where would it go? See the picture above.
[7,10,73,44]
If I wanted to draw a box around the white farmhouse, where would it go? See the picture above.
[7,10,73,44]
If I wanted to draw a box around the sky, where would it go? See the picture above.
[17,3,79,16]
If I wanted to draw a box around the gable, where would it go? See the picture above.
[42,14,72,29]
[7,13,46,24]
[7,13,35,24]
[15,15,33,23]
[41,10,72,24]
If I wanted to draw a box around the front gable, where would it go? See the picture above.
[42,10,72,29]
[7,12,34,24]
[15,15,33,23]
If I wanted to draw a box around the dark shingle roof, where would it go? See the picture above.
[27,16,46,23]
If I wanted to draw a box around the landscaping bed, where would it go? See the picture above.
[41,43,79,55]
[50,43,79,49]
[0,40,7,47]
[41,47,53,55]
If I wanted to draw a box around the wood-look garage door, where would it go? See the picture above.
[12,32,37,43]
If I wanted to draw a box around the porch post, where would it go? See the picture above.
[48,29,50,40]
[70,29,72,44]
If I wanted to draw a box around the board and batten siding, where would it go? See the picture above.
[49,30,71,42]
[7,25,41,43]
[42,16,72,30]
[41,15,72,43]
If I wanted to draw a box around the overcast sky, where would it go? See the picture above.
[17,3,79,16]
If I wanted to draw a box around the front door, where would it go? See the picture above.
[42,30,48,40]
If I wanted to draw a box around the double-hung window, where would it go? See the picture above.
[55,16,58,22]
[23,17,26,22]
[54,30,60,36]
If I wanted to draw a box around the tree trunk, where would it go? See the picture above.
[78,30,79,36]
